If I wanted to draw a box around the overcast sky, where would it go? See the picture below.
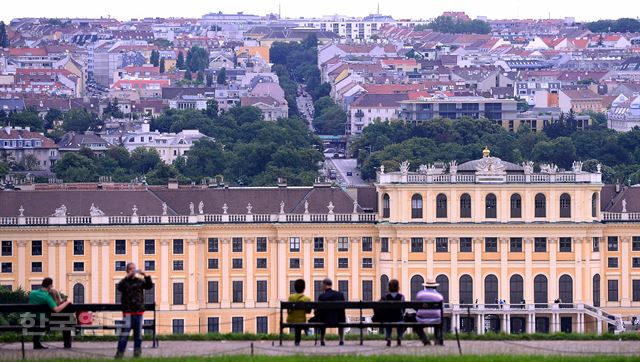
[1,0,636,23]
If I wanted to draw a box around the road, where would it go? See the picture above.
[296,85,315,131]
[326,158,369,187]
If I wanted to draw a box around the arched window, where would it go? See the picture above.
[592,193,598,218]
[73,283,85,304]
[534,274,548,307]
[560,193,571,218]
[436,275,449,303]
[436,193,447,218]
[510,194,522,218]
[459,275,473,305]
[593,274,601,307]
[509,274,524,304]
[460,193,472,218]
[559,274,573,304]
[411,194,423,219]
[484,274,499,305]
[535,193,546,218]
[410,275,424,300]
[380,274,389,299]
[382,194,390,218]
[485,193,497,219]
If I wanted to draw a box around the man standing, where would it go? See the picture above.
[316,278,345,346]
[414,278,444,346]
[115,263,153,359]
[28,277,72,349]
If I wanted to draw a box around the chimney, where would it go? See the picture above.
[168,178,179,189]
[141,122,150,133]
[277,178,287,187]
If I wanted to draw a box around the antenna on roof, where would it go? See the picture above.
[377,2,380,15]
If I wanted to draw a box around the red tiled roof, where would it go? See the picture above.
[9,48,47,56]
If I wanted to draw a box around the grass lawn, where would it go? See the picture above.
[40,356,640,362]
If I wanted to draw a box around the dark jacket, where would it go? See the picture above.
[316,288,346,326]
[117,275,153,313]
[379,292,405,322]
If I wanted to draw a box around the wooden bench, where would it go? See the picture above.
[0,303,158,359]
[279,301,444,346]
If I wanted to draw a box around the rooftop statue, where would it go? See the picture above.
[89,203,105,217]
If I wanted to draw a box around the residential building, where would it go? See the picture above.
[122,124,211,164]
[399,96,518,125]
[240,96,288,121]
[57,132,111,157]
[0,126,58,171]
[349,93,408,135]
[608,94,640,132]
[559,89,604,113]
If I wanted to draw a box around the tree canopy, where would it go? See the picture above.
[415,16,492,34]
[586,18,640,33]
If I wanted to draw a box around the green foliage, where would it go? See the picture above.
[54,153,98,182]
[0,161,8,178]
[152,38,173,48]
[184,70,192,81]
[103,99,124,119]
[150,50,160,67]
[176,52,185,70]
[312,96,346,135]
[0,21,9,48]
[586,18,640,33]
[159,58,166,73]
[415,16,492,34]
[63,109,102,132]
[44,108,64,129]
[0,108,44,131]
[217,67,227,85]
[186,46,209,72]
[197,70,205,83]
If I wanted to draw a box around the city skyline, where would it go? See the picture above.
[1,0,638,23]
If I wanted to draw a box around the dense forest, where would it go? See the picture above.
[414,16,492,34]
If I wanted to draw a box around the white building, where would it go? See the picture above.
[608,94,640,132]
[123,124,212,164]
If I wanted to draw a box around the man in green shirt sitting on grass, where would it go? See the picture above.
[28,277,72,349]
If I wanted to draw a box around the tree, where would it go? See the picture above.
[63,109,102,132]
[44,108,64,129]
[184,70,192,81]
[197,70,205,83]
[152,38,172,48]
[150,50,160,67]
[417,16,491,34]
[206,99,219,118]
[0,21,9,48]
[159,58,165,73]
[0,161,9,178]
[54,153,97,182]
[130,148,162,174]
[217,67,227,85]
[176,51,185,70]
[186,46,209,72]
[179,139,226,179]
[1,109,44,131]
[206,73,213,87]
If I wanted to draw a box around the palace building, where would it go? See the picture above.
[1,150,639,335]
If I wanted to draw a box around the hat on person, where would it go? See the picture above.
[423,278,439,288]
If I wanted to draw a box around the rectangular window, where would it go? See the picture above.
[232,281,243,303]
[173,260,184,271]
[608,257,619,268]
[289,237,300,252]
[338,237,349,252]
[592,237,600,252]
[338,280,349,300]
[338,258,349,269]
[115,239,126,254]
[460,237,472,252]
[207,238,219,252]
[208,258,219,269]
[114,261,126,271]
[362,257,373,269]
[313,237,324,252]
[534,237,547,252]
[256,237,267,252]
[510,238,523,252]
[289,258,300,269]
[256,258,267,269]
[256,280,268,303]
[633,237,640,252]
[70,261,84,272]
[411,237,424,253]
[314,280,323,300]
[633,258,640,268]
[559,237,572,252]
[1,241,11,256]
[436,237,448,252]
[31,240,42,256]
[207,317,219,333]
[31,262,42,273]
[313,258,324,268]
[144,239,155,255]
[144,260,155,271]
[608,236,619,252]
[381,237,389,253]
[362,280,373,301]
[485,237,498,252]
[633,280,640,302]
[144,286,155,304]
[232,237,243,252]
[232,258,243,269]
[362,237,373,252]
[172,319,184,334]
[73,240,84,255]
[231,317,243,333]
[256,316,268,334]
[608,279,619,302]
[207,281,219,303]
[173,239,184,254]
[173,282,184,305]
